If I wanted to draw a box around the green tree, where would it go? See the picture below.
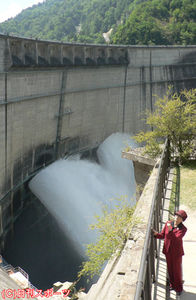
[77,197,137,280]
[134,88,196,164]
[112,0,196,45]
[112,2,170,45]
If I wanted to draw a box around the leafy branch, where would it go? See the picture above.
[77,196,137,281]
[134,87,196,164]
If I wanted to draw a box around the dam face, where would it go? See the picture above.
[0,34,196,282]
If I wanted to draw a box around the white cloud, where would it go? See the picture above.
[0,0,45,23]
[0,3,23,22]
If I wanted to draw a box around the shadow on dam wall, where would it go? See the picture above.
[171,51,196,92]
[2,148,100,291]
[2,192,88,291]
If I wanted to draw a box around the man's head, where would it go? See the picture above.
[174,210,188,222]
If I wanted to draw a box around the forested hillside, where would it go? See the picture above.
[0,0,195,45]
[112,0,196,45]
[0,0,132,44]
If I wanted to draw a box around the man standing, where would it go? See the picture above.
[153,210,187,295]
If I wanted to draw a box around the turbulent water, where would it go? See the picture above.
[29,132,136,257]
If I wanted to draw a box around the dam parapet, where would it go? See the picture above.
[0,34,128,71]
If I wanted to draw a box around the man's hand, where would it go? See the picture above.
[153,229,158,236]
[167,223,172,231]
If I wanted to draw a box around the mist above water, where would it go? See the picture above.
[29,133,136,257]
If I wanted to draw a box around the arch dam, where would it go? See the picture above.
[0,34,196,297]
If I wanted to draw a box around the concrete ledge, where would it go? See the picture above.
[122,147,157,200]
[122,147,156,166]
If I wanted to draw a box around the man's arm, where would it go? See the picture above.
[153,223,166,239]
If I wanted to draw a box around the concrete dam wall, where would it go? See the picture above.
[0,33,196,250]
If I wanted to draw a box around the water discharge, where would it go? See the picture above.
[29,133,136,257]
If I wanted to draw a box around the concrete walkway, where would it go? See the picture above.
[153,168,196,300]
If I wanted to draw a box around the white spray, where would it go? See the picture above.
[29,133,136,257]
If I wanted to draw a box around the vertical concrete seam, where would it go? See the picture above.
[149,50,153,114]
[6,37,12,69]
[149,50,154,133]
[122,64,128,132]
[55,70,67,159]
[4,73,8,191]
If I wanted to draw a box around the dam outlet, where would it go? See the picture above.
[3,133,136,290]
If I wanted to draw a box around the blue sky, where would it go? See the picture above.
[0,0,45,23]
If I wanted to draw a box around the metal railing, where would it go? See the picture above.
[1,264,29,280]
[2,264,15,273]
[0,254,38,289]
[134,139,170,300]
[14,266,29,280]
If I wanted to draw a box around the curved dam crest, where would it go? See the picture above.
[29,133,137,257]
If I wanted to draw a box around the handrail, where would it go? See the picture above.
[0,254,38,289]
[134,138,170,299]
[2,264,16,275]
[28,282,38,291]
[2,264,29,279]
[14,266,29,280]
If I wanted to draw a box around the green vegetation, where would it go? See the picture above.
[112,0,196,45]
[180,160,196,209]
[77,197,137,280]
[134,88,196,164]
[0,0,195,45]
[169,160,196,220]
[0,0,132,44]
